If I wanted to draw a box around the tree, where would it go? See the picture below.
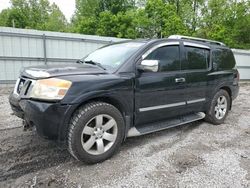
[229,0,250,48]
[0,0,68,31]
[162,4,188,36]
[144,0,166,37]
[143,0,188,38]
[115,10,137,38]
[72,0,100,33]
[44,3,68,32]
[99,0,136,14]
[74,0,100,18]
[198,0,250,48]
[0,0,30,28]
[72,0,137,37]
[1,0,249,49]
[133,8,154,38]
[27,0,50,29]
[0,9,10,26]
[73,17,98,35]
[96,11,117,36]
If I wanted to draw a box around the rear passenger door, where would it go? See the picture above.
[181,42,210,113]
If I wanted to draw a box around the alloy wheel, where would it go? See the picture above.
[214,95,228,120]
[81,114,118,155]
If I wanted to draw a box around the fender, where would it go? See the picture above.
[205,80,233,112]
[58,89,134,141]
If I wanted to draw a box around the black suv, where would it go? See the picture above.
[9,35,239,163]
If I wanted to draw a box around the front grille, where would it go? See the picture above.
[14,78,34,96]
[17,78,26,94]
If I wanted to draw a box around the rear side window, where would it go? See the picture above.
[145,45,180,72]
[212,49,235,70]
[182,46,210,70]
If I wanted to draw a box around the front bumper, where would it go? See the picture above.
[9,92,75,140]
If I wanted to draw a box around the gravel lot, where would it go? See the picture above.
[0,84,249,188]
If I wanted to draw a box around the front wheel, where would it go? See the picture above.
[205,89,230,125]
[67,102,125,163]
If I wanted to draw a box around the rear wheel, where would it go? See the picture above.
[67,102,125,163]
[205,89,230,125]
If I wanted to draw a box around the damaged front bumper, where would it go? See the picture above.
[9,92,75,140]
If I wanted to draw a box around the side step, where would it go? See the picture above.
[127,112,205,137]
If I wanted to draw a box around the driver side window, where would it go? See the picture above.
[145,45,180,72]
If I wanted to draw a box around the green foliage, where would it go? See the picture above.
[99,0,136,14]
[71,0,250,49]
[0,0,249,49]
[115,10,137,38]
[132,9,153,38]
[0,0,30,28]
[74,0,100,18]
[0,0,68,31]
[145,0,166,37]
[73,17,97,34]
[96,11,117,36]
[44,3,68,32]
[198,0,250,48]
[0,9,10,26]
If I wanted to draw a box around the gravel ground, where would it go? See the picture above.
[0,84,249,188]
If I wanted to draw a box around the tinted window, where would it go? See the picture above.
[145,45,180,72]
[212,49,235,70]
[182,46,210,70]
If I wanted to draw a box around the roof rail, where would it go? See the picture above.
[168,35,226,46]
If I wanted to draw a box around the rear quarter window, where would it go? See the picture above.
[212,49,236,70]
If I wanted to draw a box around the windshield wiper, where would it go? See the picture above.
[76,59,84,64]
[83,60,106,70]
[84,60,106,70]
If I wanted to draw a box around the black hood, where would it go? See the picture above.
[21,63,107,79]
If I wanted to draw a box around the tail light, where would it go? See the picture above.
[233,70,240,84]
[237,70,240,82]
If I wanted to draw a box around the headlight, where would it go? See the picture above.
[30,78,72,100]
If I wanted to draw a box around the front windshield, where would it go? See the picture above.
[83,42,144,71]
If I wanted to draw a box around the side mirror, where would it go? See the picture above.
[137,60,159,72]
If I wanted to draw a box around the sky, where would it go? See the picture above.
[0,0,76,21]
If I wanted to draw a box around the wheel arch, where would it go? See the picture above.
[58,94,132,142]
[219,86,232,110]
[75,95,130,116]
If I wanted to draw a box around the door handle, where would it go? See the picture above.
[175,77,186,83]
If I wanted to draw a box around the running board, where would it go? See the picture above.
[127,112,205,137]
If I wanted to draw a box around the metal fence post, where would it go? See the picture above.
[42,34,47,65]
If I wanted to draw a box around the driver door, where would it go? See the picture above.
[134,42,187,127]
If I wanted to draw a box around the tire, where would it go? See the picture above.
[205,89,230,125]
[67,102,125,163]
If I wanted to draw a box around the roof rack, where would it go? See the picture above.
[168,35,226,46]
